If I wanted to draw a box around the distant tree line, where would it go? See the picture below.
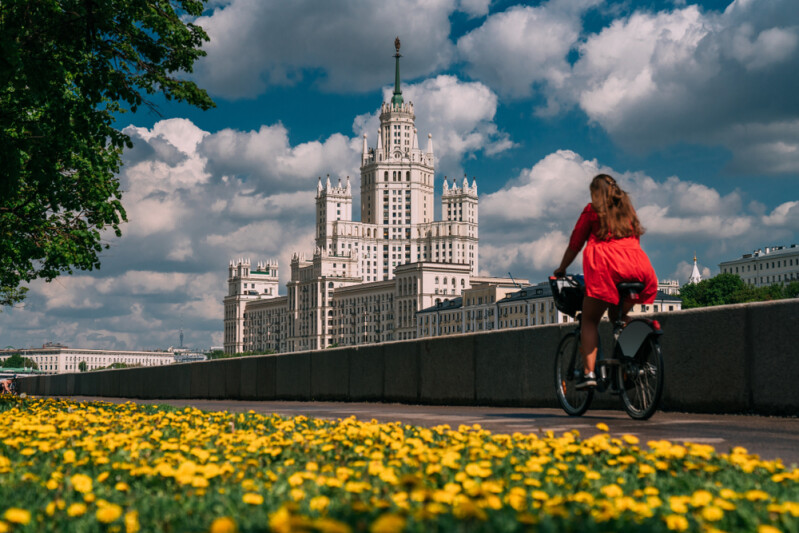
[79,361,141,372]
[680,273,799,309]
[1,353,38,370]
[206,350,275,360]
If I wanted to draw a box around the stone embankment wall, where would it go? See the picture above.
[18,299,799,415]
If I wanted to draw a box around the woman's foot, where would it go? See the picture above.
[576,371,597,390]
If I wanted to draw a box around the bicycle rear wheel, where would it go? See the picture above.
[618,336,663,420]
[554,332,593,416]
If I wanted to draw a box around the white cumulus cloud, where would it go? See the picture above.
[353,75,514,178]
[192,0,462,98]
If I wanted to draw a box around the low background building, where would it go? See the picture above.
[0,345,176,374]
[417,280,681,339]
[719,245,799,287]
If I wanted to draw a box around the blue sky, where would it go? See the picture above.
[2,0,798,351]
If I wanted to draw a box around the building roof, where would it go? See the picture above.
[498,282,552,303]
[719,244,799,265]
[417,297,463,314]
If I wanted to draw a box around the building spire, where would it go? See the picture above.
[391,37,403,107]
[689,253,702,284]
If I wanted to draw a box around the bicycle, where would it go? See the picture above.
[549,275,664,420]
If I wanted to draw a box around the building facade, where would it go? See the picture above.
[0,346,176,374]
[225,40,482,354]
[224,39,685,354]
[719,245,799,287]
[417,282,682,339]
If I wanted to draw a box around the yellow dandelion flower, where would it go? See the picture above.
[313,518,352,533]
[757,526,781,533]
[700,505,723,522]
[669,497,688,514]
[3,508,30,525]
[96,504,123,524]
[714,498,736,511]
[97,472,110,483]
[369,513,406,533]
[665,514,689,531]
[125,511,140,533]
[310,496,330,512]
[209,516,237,533]
[67,503,87,517]
[745,490,770,502]
[70,473,93,493]
[115,482,130,492]
[242,493,263,505]
[600,484,623,498]
[690,490,713,507]
[622,434,639,445]
[596,423,609,432]
[464,463,491,478]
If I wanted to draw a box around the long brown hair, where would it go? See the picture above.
[590,174,644,239]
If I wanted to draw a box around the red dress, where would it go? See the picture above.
[568,203,657,305]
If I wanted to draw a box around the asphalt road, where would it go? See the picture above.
[69,397,799,467]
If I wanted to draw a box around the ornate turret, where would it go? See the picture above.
[391,36,403,107]
[689,253,702,284]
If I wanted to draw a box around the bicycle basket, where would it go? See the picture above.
[549,275,585,317]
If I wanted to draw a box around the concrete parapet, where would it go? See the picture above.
[746,299,799,415]
[384,341,418,402]
[349,345,384,401]
[255,356,277,399]
[223,358,242,399]
[311,348,349,401]
[17,299,799,416]
[275,352,311,400]
[419,334,475,404]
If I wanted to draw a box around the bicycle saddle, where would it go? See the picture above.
[617,282,645,295]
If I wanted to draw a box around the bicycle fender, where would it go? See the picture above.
[618,320,656,358]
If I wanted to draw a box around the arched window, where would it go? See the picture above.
[406,171,410,181]
[384,171,388,180]
[435,277,439,284]
[443,277,448,285]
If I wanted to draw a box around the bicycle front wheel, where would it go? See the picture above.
[618,336,664,420]
[554,332,593,416]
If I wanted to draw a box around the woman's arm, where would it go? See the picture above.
[554,247,578,277]
[554,204,593,276]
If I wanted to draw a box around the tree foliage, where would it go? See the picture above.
[207,350,275,359]
[0,0,214,306]
[1,353,39,369]
[681,273,799,308]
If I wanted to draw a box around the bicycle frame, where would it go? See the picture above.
[552,274,665,419]
[593,317,663,394]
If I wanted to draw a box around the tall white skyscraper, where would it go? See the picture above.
[224,38,480,354]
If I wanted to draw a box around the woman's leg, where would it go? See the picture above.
[609,299,635,325]
[581,296,611,374]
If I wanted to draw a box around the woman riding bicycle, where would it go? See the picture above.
[554,174,657,390]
